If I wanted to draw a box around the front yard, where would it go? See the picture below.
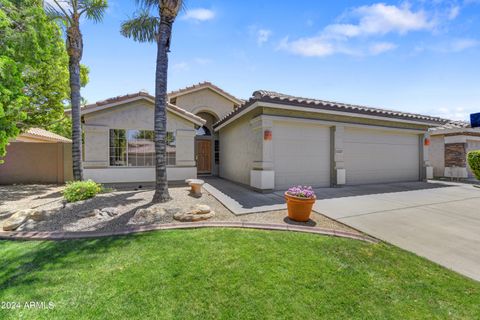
[1,228,479,319]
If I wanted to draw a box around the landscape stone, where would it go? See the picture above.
[192,204,211,214]
[173,211,215,222]
[2,209,33,231]
[101,207,119,217]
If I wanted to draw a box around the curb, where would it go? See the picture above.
[0,221,378,243]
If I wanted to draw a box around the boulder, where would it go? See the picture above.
[173,211,215,222]
[101,207,119,217]
[2,209,33,231]
[76,209,100,218]
[192,204,211,214]
[131,207,167,225]
[30,210,47,221]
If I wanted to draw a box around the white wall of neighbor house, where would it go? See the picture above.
[430,135,445,177]
[173,89,236,120]
[82,100,197,183]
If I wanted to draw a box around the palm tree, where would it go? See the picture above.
[45,0,108,181]
[121,0,183,203]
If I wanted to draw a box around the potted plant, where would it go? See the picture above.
[285,186,316,222]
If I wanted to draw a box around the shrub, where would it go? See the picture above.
[63,180,103,203]
[467,150,480,180]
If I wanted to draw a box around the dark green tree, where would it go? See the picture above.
[0,0,70,163]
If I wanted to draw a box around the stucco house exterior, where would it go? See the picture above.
[76,82,448,190]
[77,82,242,184]
[0,128,73,184]
[429,121,480,179]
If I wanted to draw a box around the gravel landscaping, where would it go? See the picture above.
[0,184,359,235]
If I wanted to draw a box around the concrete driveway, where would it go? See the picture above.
[314,182,480,281]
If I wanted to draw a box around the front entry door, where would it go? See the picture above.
[196,140,212,174]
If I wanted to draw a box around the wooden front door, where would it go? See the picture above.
[196,140,212,174]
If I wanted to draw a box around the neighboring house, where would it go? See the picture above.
[0,128,73,184]
[75,81,448,190]
[429,121,480,179]
[75,82,242,184]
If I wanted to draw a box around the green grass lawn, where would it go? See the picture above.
[0,229,479,319]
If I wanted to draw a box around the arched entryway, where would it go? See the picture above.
[195,111,219,175]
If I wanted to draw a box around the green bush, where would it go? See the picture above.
[467,150,480,180]
[63,180,103,203]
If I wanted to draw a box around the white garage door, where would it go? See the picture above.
[273,121,330,189]
[344,128,420,185]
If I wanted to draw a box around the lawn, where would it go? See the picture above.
[0,229,479,319]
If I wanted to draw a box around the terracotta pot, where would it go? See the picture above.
[284,192,316,222]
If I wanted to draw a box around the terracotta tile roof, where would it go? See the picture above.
[168,81,243,105]
[214,90,450,128]
[20,128,72,143]
[430,120,471,131]
[66,91,206,125]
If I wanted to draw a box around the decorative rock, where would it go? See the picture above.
[30,210,47,221]
[173,211,215,222]
[2,209,33,231]
[131,207,168,225]
[76,209,100,218]
[192,204,211,214]
[101,207,119,217]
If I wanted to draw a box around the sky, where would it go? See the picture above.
[74,0,480,121]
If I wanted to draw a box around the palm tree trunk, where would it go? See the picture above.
[67,21,84,181]
[152,16,173,203]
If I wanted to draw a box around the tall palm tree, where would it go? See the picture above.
[121,0,183,203]
[45,0,108,181]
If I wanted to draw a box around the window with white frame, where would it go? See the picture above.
[109,129,176,167]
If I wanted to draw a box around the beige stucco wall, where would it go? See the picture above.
[174,88,236,120]
[218,115,258,185]
[0,142,72,184]
[83,99,195,167]
[430,135,445,177]
[82,99,197,182]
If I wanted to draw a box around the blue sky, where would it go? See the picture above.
[77,0,480,120]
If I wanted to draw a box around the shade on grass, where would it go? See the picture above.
[0,229,479,319]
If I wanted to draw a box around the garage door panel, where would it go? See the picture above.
[273,122,330,189]
[344,128,420,185]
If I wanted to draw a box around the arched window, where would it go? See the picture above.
[196,125,211,136]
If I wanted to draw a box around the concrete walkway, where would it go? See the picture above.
[204,178,480,281]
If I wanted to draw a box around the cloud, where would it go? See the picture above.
[435,107,471,121]
[279,3,434,57]
[325,3,434,39]
[257,29,272,46]
[182,8,215,22]
[369,42,398,55]
[447,5,460,20]
[193,58,212,65]
[449,38,479,51]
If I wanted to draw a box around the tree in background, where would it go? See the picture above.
[45,0,107,181]
[121,0,184,203]
[0,0,70,163]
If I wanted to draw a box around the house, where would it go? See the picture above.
[429,121,480,179]
[0,128,72,184]
[79,82,242,184]
[77,82,448,190]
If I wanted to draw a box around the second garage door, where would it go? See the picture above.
[273,121,331,189]
[344,127,420,185]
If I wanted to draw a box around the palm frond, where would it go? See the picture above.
[44,0,73,24]
[78,0,108,23]
[120,11,159,43]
